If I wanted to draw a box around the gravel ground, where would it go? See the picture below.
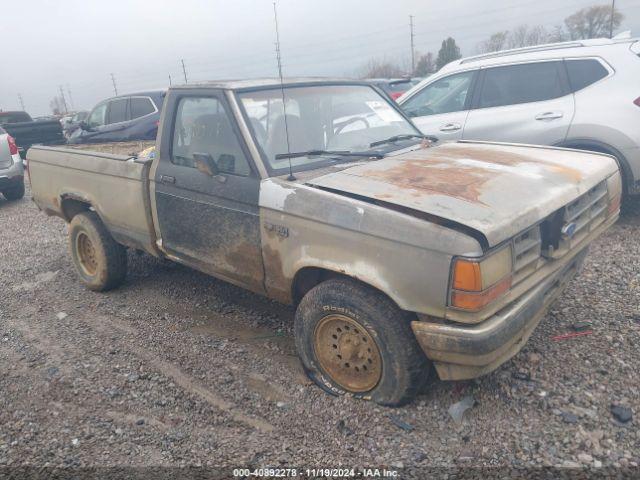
[0,186,638,478]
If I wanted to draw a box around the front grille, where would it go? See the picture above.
[547,180,608,258]
[510,180,608,284]
[512,225,542,285]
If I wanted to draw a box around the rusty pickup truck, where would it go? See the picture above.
[28,79,621,406]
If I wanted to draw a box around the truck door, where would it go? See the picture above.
[462,61,574,145]
[153,90,264,293]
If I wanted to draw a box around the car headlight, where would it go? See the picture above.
[450,245,513,311]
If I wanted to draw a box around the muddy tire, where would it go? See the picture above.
[2,182,25,201]
[295,278,431,406]
[68,211,127,291]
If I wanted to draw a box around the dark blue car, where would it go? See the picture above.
[68,90,165,144]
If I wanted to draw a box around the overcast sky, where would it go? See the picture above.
[3,0,639,116]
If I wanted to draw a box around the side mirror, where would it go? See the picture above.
[80,121,94,132]
[193,152,219,177]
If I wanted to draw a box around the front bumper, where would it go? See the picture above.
[412,247,588,380]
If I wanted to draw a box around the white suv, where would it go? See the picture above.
[399,37,640,194]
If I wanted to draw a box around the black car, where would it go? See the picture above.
[68,90,165,144]
[0,111,65,158]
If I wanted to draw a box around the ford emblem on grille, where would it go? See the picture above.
[561,222,577,238]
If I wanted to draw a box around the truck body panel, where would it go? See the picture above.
[28,146,155,254]
[27,79,621,390]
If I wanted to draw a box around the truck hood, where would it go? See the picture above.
[306,142,618,247]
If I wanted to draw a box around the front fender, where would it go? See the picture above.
[259,179,482,316]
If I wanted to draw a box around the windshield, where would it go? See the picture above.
[237,84,419,174]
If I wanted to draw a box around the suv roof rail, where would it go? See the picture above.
[460,41,587,64]
[459,36,638,65]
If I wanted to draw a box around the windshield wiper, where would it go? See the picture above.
[275,150,384,160]
[369,134,432,148]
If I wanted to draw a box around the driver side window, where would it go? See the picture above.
[87,102,107,128]
[170,96,251,176]
[402,71,475,117]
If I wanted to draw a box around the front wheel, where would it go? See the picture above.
[295,278,431,406]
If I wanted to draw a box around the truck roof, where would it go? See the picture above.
[170,77,371,91]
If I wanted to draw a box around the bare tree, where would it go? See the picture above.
[548,25,569,43]
[358,58,406,78]
[477,31,509,53]
[564,4,624,39]
[477,25,550,53]
[413,52,435,76]
[507,24,548,48]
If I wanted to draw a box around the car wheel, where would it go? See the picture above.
[2,182,25,201]
[68,211,127,291]
[295,277,431,406]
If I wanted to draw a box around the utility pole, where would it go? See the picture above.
[17,93,25,111]
[409,15,416,74]
[59,85,68,114]
[110,73,118,96]
[181,59,188,83]
[168,74,172,86]
[66,84,75,110]
[609,0,616,38]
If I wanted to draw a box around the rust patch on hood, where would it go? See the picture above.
[365,159,491,204]
[435,144,585,183]
[356,143,586,204]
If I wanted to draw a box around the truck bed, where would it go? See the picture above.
[65,140,155,156]
[28,144,157,255]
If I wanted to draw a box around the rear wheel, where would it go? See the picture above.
[68,211,127,291]
[2,182,25,201]
[295,278,431,406]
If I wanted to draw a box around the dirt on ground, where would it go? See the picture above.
[0,187,638,478]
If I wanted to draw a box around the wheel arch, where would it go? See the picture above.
[291,265,410,316]
[557,139,634,193]
[60,194,94,222]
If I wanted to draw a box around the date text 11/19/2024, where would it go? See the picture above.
[232,467,399,477]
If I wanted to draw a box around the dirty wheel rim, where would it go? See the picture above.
[313,314,382,392]
[76,232,98,276]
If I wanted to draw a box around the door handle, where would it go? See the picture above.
[160,175,175,184]
[535,111,563,121]
[439,122,461,132]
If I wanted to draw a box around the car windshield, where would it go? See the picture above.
[237,84,419,174]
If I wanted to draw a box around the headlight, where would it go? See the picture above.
[450,245,512,311]
[606,172,622,216]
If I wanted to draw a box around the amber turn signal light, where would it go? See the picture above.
[451,276,512,311]
[452,259,482,291]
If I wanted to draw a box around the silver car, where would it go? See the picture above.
[399,37,640,195]
[0,126,25,201]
